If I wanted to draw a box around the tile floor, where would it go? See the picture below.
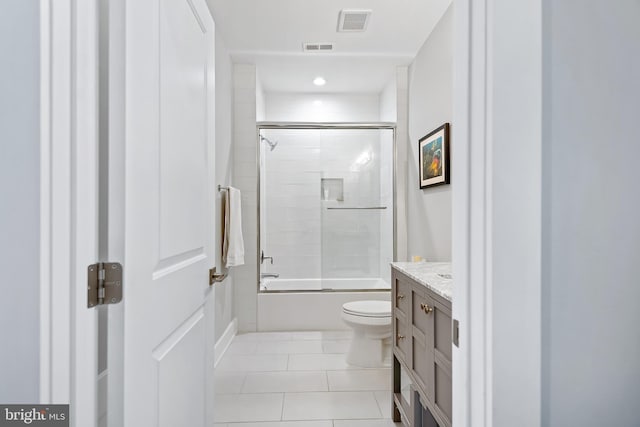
[214,331,402,427]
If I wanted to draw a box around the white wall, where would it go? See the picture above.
[379,78,397,123]
[541,1,640,425]
[406,6,453,262]
[0,0,41,403]
[264,93,380,123]
[213,31,235,342]
[233,64,259,332]
[256,72,266,122]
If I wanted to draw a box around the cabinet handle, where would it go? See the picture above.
[396,294,405,300]
[397,334,405,340]
[422,304,434,314]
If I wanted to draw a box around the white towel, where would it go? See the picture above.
[222,186,245,267]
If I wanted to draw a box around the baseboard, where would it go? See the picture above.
[214,317,237,367]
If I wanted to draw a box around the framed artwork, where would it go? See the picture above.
[419,123,450,189]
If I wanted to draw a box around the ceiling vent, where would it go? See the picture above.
[337,9,372,32]
[303,42,335,52]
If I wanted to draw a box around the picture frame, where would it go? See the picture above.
[419,123,450,189]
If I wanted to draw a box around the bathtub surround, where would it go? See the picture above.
[258,290,391,331]
[257,278,390,331]
[407,5,453,262]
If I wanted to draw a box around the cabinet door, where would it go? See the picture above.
[394,273,411,317]
[410,285,435,404]
[393,271,411,364]
[395,316,411,363]
[431,294,452,426]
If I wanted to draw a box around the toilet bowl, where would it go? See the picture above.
[341,300,392,368]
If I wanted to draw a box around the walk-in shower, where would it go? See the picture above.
[257,123,396,330]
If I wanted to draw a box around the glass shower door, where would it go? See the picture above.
[319,128,394,290]
[259,126,394,292]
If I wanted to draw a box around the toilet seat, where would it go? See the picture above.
[342,300,391,318]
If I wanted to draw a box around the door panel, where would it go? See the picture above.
[159,0,208,261]
[154,308,206,427]
[118,0,215,425]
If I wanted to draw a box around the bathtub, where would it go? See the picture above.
[257,277,391,331]
[260,277,390,292]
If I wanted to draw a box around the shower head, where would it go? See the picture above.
[260,135,278,151]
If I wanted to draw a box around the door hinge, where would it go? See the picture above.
[88,262,123,308]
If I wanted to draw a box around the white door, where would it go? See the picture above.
[109,0,216,425]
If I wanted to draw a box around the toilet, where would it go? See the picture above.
[341,300,392,368]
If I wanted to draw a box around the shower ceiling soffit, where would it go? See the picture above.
[206,0,452,93]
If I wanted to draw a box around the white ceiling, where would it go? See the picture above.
[207,0,452,93]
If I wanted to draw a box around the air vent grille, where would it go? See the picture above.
[303,42,334,52]
[337,9,372,32]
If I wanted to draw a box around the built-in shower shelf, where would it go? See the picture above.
[321,178,344,201]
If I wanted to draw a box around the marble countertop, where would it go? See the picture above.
[391,262,453,302]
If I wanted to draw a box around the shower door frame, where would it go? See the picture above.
[256,122,398,293]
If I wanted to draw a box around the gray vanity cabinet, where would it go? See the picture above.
[392,266,452,427]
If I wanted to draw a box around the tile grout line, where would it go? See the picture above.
[238,372,248,394]
[280,391,286,421]
[217,331,396,425]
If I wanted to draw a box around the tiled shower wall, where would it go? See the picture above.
[261,128,393,280]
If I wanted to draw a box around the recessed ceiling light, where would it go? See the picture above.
[313,77,326,86]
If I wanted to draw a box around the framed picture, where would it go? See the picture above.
[419,123,450,189]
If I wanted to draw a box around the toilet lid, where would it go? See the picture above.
[342,300,391,318]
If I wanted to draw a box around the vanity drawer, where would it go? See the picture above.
[412,289,432,337]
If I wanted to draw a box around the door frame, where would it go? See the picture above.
[41,0,545,425]
[452,0,543,426]
[40,0,100,425]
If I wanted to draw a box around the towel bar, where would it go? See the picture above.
[326,206,387,210]
[209,267,228,285]
[218,185,229,192]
